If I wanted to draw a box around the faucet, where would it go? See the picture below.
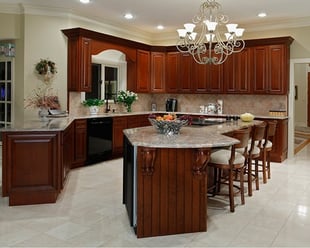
[105,98,110,113]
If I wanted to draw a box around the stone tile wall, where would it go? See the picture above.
[69,92,287,116]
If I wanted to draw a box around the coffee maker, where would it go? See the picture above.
[166,98,177,112]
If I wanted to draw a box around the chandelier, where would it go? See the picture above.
[176,0,245,65]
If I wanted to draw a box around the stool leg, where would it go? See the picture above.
[267,151,271,179]
[240,167,245,205]
[247,157,253,196]
[255,159,259,190]
[228,168,235,212]
[262,149,267,183]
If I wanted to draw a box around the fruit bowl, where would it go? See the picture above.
[148,116,189,135]
[240,112,255,122]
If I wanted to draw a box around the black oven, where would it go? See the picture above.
[86,117,113,165]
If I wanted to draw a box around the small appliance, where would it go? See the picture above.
[166,98,177,112]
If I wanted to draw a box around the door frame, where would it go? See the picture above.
[289,58,310,158]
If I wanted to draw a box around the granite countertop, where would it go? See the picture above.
[123,120,261,149]
[2,110,285,132]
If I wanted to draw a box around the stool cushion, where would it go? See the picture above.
[236,145,260,156]
[210,149,245,165]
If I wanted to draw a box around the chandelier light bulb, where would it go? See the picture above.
[226,24,238,33]
[184,23,196,33]
[177,29,187,38]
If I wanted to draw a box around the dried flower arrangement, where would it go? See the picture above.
[24,86,60,110]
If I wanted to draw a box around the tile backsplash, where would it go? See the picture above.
[69,92,287,116]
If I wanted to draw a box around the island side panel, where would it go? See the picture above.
[136,147,208,238]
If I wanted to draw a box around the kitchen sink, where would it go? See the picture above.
[191,117,227,126]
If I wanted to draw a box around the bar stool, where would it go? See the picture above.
[208,127,251,212]
[246,122,267,196]
[257,120,277,183]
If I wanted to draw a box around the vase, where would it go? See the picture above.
[89,106,99,115]
[38,107,49,121]
[125,104,132,112]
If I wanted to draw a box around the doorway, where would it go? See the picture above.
[289,59,310,158]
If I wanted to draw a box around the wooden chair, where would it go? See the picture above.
[208,127,251,212]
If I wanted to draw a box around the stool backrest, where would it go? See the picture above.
[249,122,267,154]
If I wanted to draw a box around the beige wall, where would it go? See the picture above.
[1,7,310,121]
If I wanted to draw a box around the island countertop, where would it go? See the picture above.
[123,119,261,148]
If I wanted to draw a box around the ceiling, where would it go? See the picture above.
[1,0,310,36]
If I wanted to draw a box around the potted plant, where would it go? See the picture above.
[82,98,104,114]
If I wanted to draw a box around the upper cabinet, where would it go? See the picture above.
[63,28,293,95]
[150,52,166,93]
[66,36,92,92]
[252,44,288,94]
[165,52,180,93]
[223,48,252,94]
[136,50,151,93]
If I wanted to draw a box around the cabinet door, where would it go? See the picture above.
[193,62,208,93]
[67,37,92,92]
[224,48,252,94]
[252,46,268,94]
[165,52,180,93]
[63,123,74,184]
[2,132,61,205]
[268,45,287,94]
[113,116,128,157]
[72,119,87,168]
[179,53,193,92]
[207,63,223,93]
[151,52,165,93]
[136,50,151,93]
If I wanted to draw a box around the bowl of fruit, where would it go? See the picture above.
[148,114,190,135]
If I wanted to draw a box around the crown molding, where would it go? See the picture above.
[0,3,22,14]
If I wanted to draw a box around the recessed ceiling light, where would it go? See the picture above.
[124,13,133,20]
[258,12,267,18]
[80,0,90,4]
[157,25,164,30]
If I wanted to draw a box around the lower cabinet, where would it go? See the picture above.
[113,114,151,158]
[72,119,87,168]
[2,131,62,206]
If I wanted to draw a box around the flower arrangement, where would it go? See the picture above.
[35,58,57,82]
[82,98,104,107]
[35,59,57,75]
[24,86,60,110]
[116,90,138,112]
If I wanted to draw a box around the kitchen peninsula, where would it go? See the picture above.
[1,112,287,207]
[122,120,261,238]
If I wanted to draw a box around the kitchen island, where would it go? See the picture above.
[123,120,261,238]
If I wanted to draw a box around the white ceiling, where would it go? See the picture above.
[1,0,310,36]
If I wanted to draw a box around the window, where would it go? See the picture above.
[0,57,13,129]
[82,49,126,102]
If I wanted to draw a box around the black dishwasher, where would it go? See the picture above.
[86,117,113,165]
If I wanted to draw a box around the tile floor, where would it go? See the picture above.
[0,144,310,247]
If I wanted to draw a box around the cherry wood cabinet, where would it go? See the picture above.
[72,119,87,168]
[113,116,128,157]
[165,52,180,93]
[252,44,288,94]
[2,131,62,206]
[179,53,193,92]
[136,50,151,93]
[151,52,166,93]
[66,36,92,92]
[223,48,252,94]
[113,115,151,158]
[192,61,223,93]
[63,123,74,185]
